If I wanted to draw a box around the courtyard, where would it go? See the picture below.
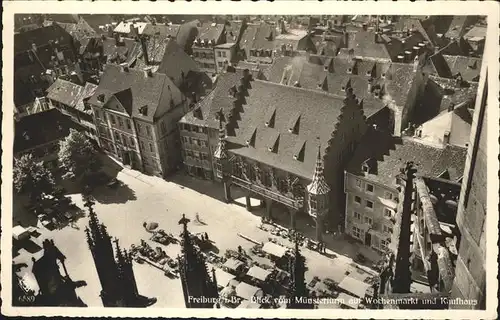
[13,156,382,308]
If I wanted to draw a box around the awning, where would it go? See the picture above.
[262,242,288,258]
[223,258,244,271]
[246,266,271,282]
[215,268,236,287]
[338,276,371,298]
[337,292,359,309]
[235,282,263,300]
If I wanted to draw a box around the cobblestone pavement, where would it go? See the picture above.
[26,159,380,307]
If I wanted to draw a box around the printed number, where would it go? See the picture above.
[18,295,36,303]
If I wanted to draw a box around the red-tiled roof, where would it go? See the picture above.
[14,24,74,54]
[443,55,482,82]
[156,38,199,86]
[142,23,180,38]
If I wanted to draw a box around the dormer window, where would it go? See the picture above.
[264,107,276,128]
[362,164,369,173]
[139,105,148,116]
[347,67,352,74]
[381,73,386,79]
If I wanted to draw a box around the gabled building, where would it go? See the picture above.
[239,21,316,65]
[414,104,474,148]
[177,214,219,308]
[46,79,99,142]
[211,70,369,237]
[267,54,427,136]
[192,22,227,75]
[14,108,82,168]
[344,127,467,253]
[88,64,186,177]
[14,24,78,115]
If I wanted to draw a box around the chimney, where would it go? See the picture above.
[344,31,349,48]
[143,67,153,77]
[362,23,368,31]
[404,50,411,63]
[412,46,420,58]
[31,43,37,52]
[140,36,149,65]
[443,131,450,145]
[397,54,404,62]
[367,79,372,93]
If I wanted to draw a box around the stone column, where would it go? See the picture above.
[223,181,231,203]
[289,208,297,230]
[245,196,252,211]
[265,199,273,219]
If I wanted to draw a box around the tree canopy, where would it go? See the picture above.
[13,153,55,202]
[58,129,101,182]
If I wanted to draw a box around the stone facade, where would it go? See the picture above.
[450,67,487,309]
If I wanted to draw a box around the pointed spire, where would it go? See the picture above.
[307,138,331,195]
[213,109,227,160]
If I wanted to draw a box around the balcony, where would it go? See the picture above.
[231,175,303,210]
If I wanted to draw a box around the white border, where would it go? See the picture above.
[2,1,499,319]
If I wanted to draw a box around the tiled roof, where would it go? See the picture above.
[46,79,85,108]
[156,38,199,86]
[176,20,200,50]
[225,20,244,43]
[267,55,411,111]
[195,22,225,43]
[444,16,479,40]
[227,81,348,180]
[113,21,148,35]
[14,24,73,54]
[418,106,473,147]
[429,75,478,112]
[79,14,115,34]
[88,64,183,122]
[443,55,482,82]
[179,88,215,127]
[101,37,142,64]
[56,19,98,43]
[343,31,391,61]
[347,128,467,186]
[142,23,180,38]
[463,26,487,40]
[76,82,98,113]
[14,109,81,154]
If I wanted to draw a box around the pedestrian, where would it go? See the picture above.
[195,212,200,223]
[238,245,243,254]
[205,232,209,241]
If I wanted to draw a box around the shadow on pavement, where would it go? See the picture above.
[92,183,137,204]
[168,173,247,202]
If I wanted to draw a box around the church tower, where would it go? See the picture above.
[287,236,314,309]
[307,142,331,242]
[84,195,154,307]
[178,214,219,308]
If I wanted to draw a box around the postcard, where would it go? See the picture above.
[2,1,498,319]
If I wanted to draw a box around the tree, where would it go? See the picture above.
[58,129,101,183]
[13,153,55,204]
